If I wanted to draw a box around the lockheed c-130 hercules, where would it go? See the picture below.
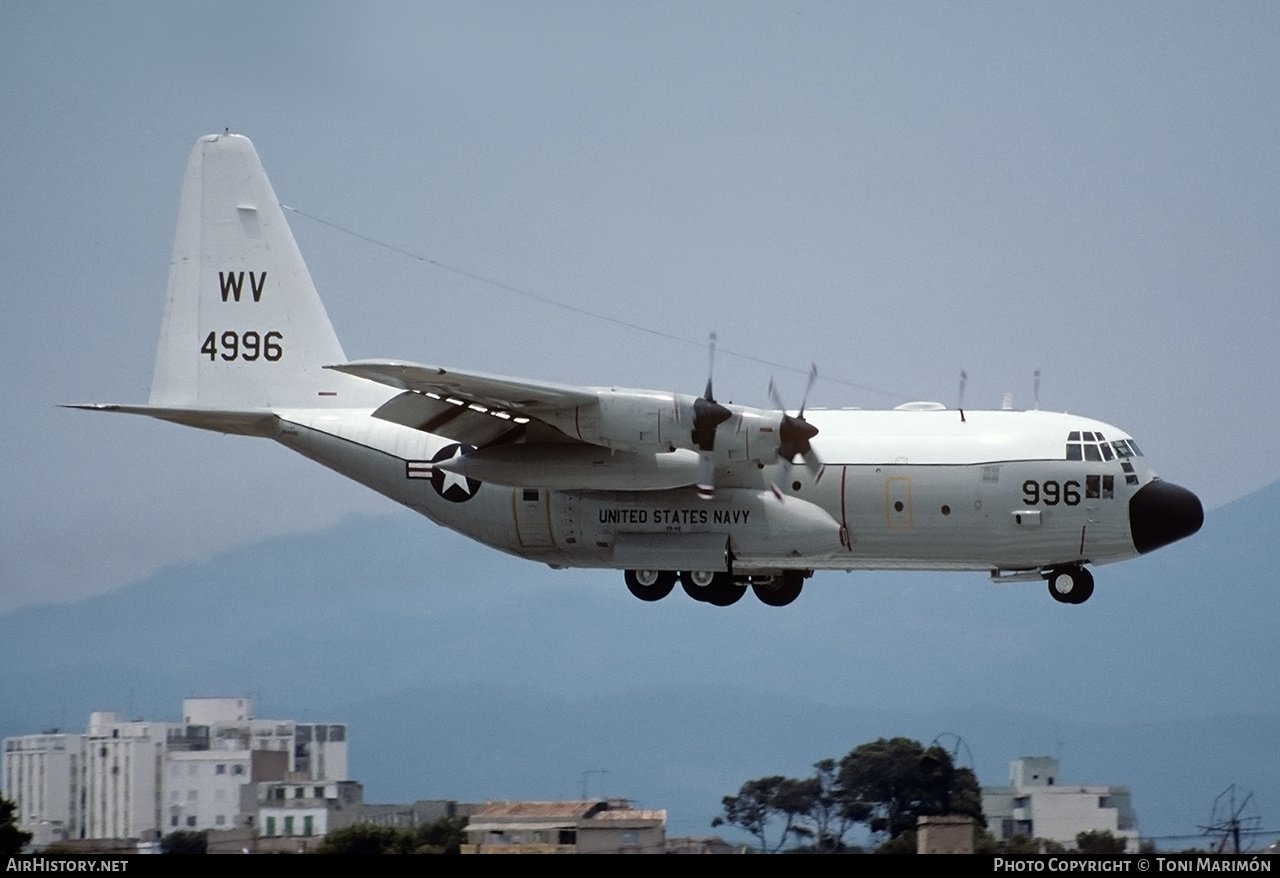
[72,134,1204,607]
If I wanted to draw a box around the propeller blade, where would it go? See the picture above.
[797,362,818,418]
[690,331,728,499]
[704,331,718,402]
[696,450,716,500]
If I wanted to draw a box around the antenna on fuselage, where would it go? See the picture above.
[958,370,967,409]
[1033,369,1041,410]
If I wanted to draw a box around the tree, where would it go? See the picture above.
[411,816,468,854]
[1,793,33,856]
[313,818,468,855]
[1076,829,1128,855]
[160,829,207,854]
[787,759,869,852]
[713,776,808,853]
[314,824,414,854]
[837,737,984,844]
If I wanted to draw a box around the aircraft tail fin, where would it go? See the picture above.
[148,133,385,411]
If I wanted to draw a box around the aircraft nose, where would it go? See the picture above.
[1129,480,1204,554]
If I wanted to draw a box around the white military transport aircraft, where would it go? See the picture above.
[73,134,1203,607]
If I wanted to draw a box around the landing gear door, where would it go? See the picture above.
[513,488,554,548]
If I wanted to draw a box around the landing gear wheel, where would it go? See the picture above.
[1046,565,1094,604]
[680,571,745,606]
[625,569,676,602]
[680,570,715,602]
[752,571,804,607]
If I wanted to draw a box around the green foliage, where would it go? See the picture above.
[715,737,986,853]
[1,793,34,855]
[875,830,917,854]
[715,775,808,853]
[315,824,412,854]
[996,833,1043,855]
[411,816,468,854]
[1076,829,1128,855]
[839,737,984,839]
[313,817,467,855]
[160,829,208,854]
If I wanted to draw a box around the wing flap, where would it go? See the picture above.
[370,390,531,447]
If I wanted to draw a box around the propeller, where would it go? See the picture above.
[767,363,823,499]
[677,333,732,500]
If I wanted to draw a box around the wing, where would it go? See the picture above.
[327,360,598,447]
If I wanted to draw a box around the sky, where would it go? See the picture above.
[2,1,1278,617]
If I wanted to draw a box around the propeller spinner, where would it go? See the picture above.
[768,363,823,499]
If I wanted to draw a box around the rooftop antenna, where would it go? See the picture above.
[1033,369,1041,410]
[1199,784,1262,853]
[581,768,609,800]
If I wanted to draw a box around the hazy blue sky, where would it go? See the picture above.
[2,1,1277,614]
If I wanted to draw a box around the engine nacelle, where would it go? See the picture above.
[542,389,784,467]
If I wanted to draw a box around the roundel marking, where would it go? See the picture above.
[430,443,481,503]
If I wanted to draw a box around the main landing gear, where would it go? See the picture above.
[623,569,806,607]
[624,569,676,602]
[1045,565,1094,604]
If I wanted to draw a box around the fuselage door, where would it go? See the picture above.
[513,488,555,548]
[886,477,913,529]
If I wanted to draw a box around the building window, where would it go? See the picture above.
[232,764,245,776]
[284,816,295,836]
[215,763,226,775]
[315,787,325,799]
[215,815,225,826]
[265,817,276,837]
[303,816,314,837]
[294,787,304,799]
[186,816,196,828]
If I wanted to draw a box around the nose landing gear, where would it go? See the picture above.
[1046,565,1094,604]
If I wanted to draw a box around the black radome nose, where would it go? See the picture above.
[1129,481,1204,554]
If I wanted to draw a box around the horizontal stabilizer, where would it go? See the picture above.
[64,404,278,436]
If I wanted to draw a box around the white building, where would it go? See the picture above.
[163,698,348,833]
[253,779,364,851]
[2,733,80,845]
[83,713,165,841]
[983,757,1139,852]
[2,697,348,844]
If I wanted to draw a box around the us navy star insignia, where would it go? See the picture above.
[429,443,480,503]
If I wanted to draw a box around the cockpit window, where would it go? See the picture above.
[1067,432,1133,461]
[1110,439,1144,459]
